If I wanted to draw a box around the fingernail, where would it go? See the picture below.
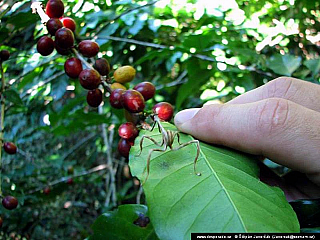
[174,108,200,126]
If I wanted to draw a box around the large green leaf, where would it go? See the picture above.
[175,58,212,110]
[129,122,299,239]
[267,54,301,76]
[90,204,158,240]
[304,59,320,78]
[3,88,24,106]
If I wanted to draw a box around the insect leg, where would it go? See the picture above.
[171,140,201,176]
[136,135,162,157]
[143,147,167,184]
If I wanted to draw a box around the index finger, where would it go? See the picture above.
[228,77,320,112]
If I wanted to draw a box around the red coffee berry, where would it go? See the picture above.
[55,27,74,49]
[94,58,110,76]
[64,57,83,78]
[79,69,101,90]
[153,102,174,122]
[121,90,145,113]
[133,82,156,101]
[46,0,64,18]
[0,217,2,228]
[0,50,10,61]
[78,40,100,58]
[43,186,51,195]
[109,89,125,109]
[61,17,76,32]
[2,196,18,210]
[46,18,63,35]
[54,41,70,55]
[124,110,141,125]
[66,178,73,185]
[118,122,139,140]
[118,138,134,158]
[3,142,17,155]
[87,89,103,107]
[37,36,54,56]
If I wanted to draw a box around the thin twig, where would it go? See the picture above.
[26,164,111,195]
[156,70,188,90]
[95,0,159,35]
[97,35,167,49]
[0,62,5,196]
[20,71,64,98]
[72,48,93,70]
[61,133,96,161]
[98,106,117,207]
[97,35,276,77]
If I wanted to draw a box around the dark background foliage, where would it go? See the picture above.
[0,0,319,238]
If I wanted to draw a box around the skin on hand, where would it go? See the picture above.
[174,77,320,200]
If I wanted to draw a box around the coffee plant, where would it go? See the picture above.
[0,0,319,239]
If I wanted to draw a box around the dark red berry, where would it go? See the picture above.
[43,186,51,195]
[3,142,17,155]
[153,102,174,122]
[87,89,103,107]
[46,18,63,35]
[0,50,10,61]
[37,36,54,56]
[0,217,2,228]
[54,41,70,55]
[118,122,139,140]
[109,89,125,109]
[66,178,73,185]
[118,138,134,158]
[2,196,18,210]
[61,17,76,32]
[134,213,150,228]
[94,58,110,76]
[79,69,101,90]
[121,90,145,113]
[133,82,156,101]
[124,110,142,125]
[46,0,64,18]
[78,40,99,58]
[64,57,83,78]
[55,27,74,49]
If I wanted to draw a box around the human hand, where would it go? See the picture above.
[174,77,320,200]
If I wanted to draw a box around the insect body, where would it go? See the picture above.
[137,115,201,184]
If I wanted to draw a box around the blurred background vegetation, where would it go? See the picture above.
[0,0,319,238]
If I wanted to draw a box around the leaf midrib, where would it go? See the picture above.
[199,142,248,232]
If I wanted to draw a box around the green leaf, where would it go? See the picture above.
[129,122,299,238]
[175,58,211,110]
[182,33,216,51]
[267,54,301,76]
[304,59,320,78]
[3,88,24,106]
[90,204,158,240]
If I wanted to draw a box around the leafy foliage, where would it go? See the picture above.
[0,0,319,238]
[129,122,299,238]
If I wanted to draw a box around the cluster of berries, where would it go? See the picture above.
[36,0,110,108]
[114,80,174,157]
[36,0,176,159]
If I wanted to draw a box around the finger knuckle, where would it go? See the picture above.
[256,98,290,136]
[264,77,294,99]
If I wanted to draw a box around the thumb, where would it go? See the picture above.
[174,99,320,179]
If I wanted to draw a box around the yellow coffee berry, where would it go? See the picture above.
[113,65,136,84]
